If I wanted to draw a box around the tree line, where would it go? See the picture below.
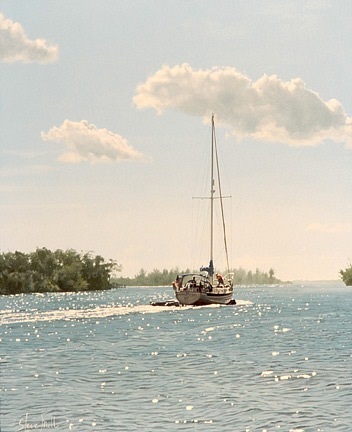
[0,248,119,295]
[340,264,352,286]
[2,247,349,293]
[112,266,286,287]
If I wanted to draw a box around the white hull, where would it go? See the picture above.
[174,286,233,306]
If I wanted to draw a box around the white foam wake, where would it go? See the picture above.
[0,299,251,325]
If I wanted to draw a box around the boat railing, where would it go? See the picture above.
[224,272,234,284]
[210,272,234,291]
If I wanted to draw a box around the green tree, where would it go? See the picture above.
[81,253,117,291]
[57,260,87,292]
[233,267,247,285]
[30,248,60,292]
[111,266,287,287]
[0,249,119,294]
[340,264,352,286]
[269,268,275,282]
[134,268,147,286]
[0,251,31,294]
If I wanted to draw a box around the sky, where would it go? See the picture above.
[1,0,351,281]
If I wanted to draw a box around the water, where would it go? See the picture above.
[1,283,351,432]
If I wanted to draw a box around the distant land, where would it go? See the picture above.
[292,280,343,284]
[1,248,349,294]
[112,266,287,287]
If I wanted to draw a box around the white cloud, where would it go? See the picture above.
[41,120,146,164]
[0,12,58,63]
[305,223,352,234]
[134,64,352,148]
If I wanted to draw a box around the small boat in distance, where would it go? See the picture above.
[172,114,235,306]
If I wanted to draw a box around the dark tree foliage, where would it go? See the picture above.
[0,248,120,294]
[112,266,286,287]
[340,265,352,286]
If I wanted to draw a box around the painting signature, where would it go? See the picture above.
[17,413,59,431]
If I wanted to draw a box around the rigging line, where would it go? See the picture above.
[210,114,215,265]
[213,120,231,274]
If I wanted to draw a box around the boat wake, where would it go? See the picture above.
[0,300,251,325]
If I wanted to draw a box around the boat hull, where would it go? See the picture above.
[175,288,233,306]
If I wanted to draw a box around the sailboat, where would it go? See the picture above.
[172,114,235,306]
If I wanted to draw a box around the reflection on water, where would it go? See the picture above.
[1,284,351,431]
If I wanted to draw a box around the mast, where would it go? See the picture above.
[215,127,231,275]
[212,114,231,275]
[210,114,215,270]
[198,114,230,279]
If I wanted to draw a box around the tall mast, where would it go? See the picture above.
[211,114,231,275]
[210,114,215,267]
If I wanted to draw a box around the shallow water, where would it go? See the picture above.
[1,283,351,431]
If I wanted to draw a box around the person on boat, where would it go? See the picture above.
[172,275,181,289]
[216,273,224,286]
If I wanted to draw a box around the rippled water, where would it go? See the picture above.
[1,283,351,431]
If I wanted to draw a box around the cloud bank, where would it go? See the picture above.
[0,12,58,63]
[41,120,146,164]
[134,64,352,148]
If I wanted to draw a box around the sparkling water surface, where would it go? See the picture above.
[1,283,351,431]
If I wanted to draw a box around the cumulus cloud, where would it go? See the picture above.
[41,120,146,164]
[305,223,352,234]
[0,12,58,63]
[134,64,352,148]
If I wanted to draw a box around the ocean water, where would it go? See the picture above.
[1,283,351,432]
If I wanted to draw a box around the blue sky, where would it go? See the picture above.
[1,0,351,280]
